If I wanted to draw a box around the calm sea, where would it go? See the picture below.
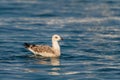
[0,0,120,80]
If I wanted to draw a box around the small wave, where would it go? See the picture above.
[97,34,120,38]
[46,17,120,25]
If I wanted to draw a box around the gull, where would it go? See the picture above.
[24,34,63,57]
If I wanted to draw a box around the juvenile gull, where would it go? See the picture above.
[24,34,63,57]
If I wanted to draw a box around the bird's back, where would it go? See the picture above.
[24,43,59,57]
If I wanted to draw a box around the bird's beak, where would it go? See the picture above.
[61,37,64,40]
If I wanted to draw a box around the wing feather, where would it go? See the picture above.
[29,45,55,56]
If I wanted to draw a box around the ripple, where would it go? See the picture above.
[0,0,120,80]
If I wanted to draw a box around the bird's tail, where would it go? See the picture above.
[24,43,31,48]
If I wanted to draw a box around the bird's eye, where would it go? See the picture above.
[55,36,58,39]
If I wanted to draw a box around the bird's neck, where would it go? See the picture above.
[52,40,60,56]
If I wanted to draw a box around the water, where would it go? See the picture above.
[0,0,120,80]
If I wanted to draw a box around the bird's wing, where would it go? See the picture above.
[30,45,54,53]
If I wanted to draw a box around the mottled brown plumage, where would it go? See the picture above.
[31,45,55,54]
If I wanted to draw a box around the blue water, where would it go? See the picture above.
[0,0,120,80]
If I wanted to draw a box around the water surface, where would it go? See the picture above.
[0,0,120,80]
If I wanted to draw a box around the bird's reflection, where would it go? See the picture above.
[48,57,61,75]
[36,57,60,66]
[37,57,61,75]
[24,56,61,75]
[50,57,60,66]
